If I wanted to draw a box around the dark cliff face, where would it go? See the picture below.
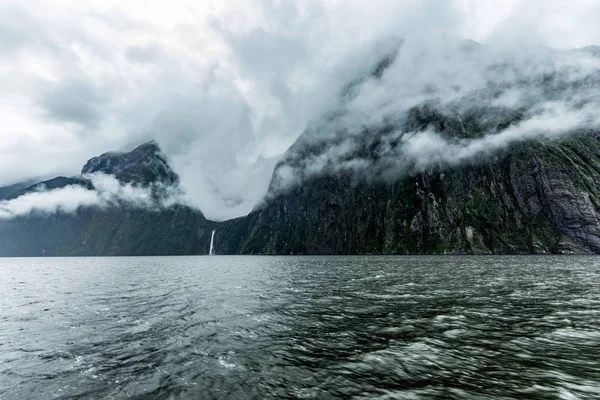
[231,78,600,255]
[235,132,600,255]
[82,141,179,187]
[225,45,600,255]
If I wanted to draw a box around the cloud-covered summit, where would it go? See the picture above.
[1,0,600,220]
[0,141,182,219]
[267,40,600,195]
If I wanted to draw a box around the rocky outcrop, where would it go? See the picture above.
[82,141,178,186]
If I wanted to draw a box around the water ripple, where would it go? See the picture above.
[1,255,599,399]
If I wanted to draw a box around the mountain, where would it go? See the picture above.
[0,140,177,201]
[3,131,600,256]
[212,43,600,255]
[235,108,600,255]
[5,177,84,200]
[0,142,215,256]
[0,179,40,201]
[3,43,600,256]
[81,140,179,187]
[223,44,600,255]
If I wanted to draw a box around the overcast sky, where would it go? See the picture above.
[1,0,600,220]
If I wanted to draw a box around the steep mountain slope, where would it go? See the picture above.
[7,177,84,200]
[235,130,600,255]
[225,42,600,255]
[0,179,40,201]
[0,142,215,256]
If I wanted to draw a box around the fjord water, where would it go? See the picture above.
[1,257,600,399]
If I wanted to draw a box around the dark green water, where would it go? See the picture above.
[1,256,600,399]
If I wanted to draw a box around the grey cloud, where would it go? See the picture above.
[0,16,29,53]
[125,43,164,64]
[0,5,52,55]
[38,79,110,127]
[221,27,309,78]
[267,40,600,195]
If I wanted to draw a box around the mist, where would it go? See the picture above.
[267,37,600,193]
[1,0,600,220]
[0,173,180,219]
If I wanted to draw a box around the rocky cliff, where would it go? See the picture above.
[218,44,600,255]
[235,130,600,255]
[81,140,179,187]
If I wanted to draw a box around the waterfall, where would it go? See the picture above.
[209,230,216,255]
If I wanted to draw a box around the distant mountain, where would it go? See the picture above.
[0,140,177,200]
[0,142,214,256]
[10,177,84,199]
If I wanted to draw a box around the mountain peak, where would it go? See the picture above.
[81,140,178,186]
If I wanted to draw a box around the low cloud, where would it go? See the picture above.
[0,173,180,219]
[268,41,600,193]
[394,103,597,171]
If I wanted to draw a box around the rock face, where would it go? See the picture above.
[234,132,600,255]
[82,141,178,186]
[227,92,600,255]
[218,44,600,255]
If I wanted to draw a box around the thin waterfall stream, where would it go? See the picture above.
[209,230,216,255]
